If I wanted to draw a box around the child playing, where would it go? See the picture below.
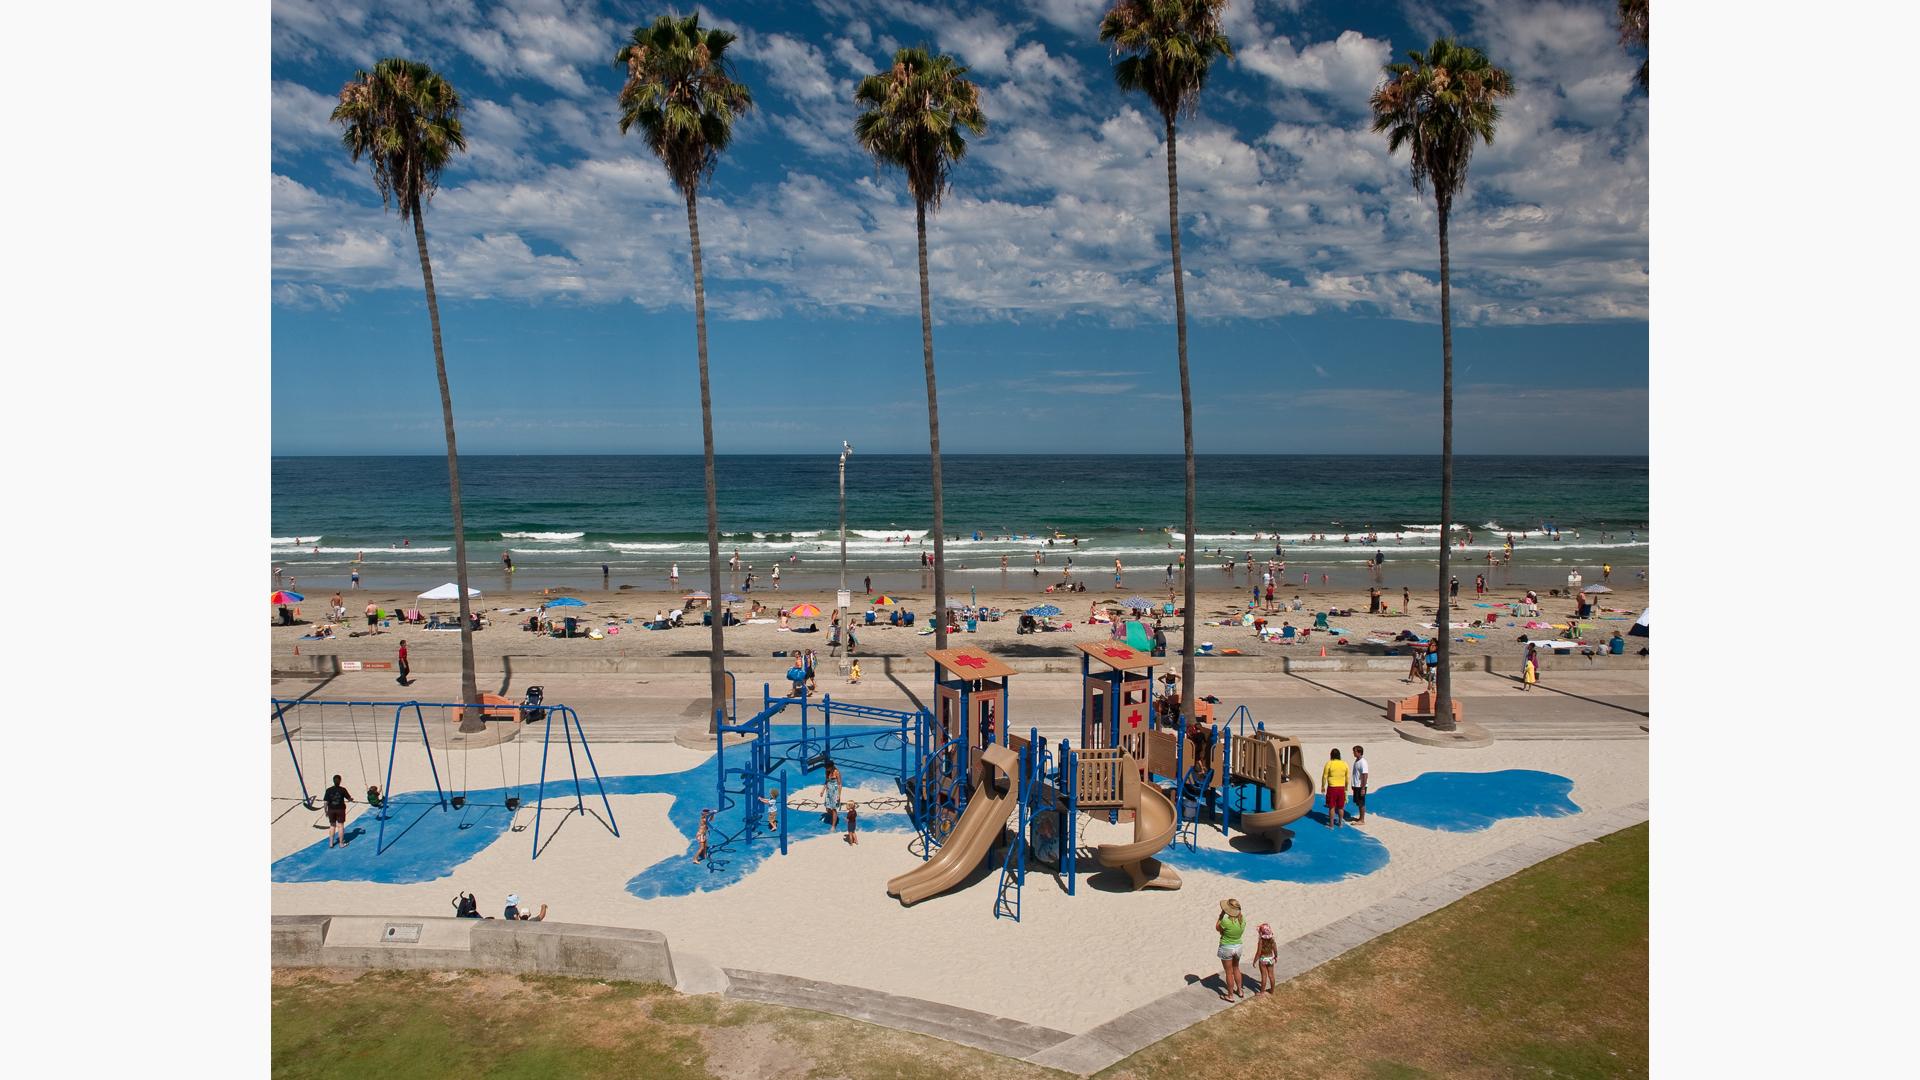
[1253,924,1278,993]
[693,808,714,862]
[761,787,780,832]
[843,801,859,845]
[848,659,862,684]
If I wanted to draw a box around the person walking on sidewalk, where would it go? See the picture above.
[396,639,410,686]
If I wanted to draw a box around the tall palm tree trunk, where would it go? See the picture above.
[410,198,481,728]
[1433,197,1456,731]
[1164,117,1197,728]
[917,200,948,651]
[687,190,729,731]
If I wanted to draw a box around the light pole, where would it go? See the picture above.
[838,440,852,665]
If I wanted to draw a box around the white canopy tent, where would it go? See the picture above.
[418,582,482,601]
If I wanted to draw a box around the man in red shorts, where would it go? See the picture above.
[1321,748,1349,829]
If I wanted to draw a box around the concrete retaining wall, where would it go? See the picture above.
[278,650,1646,679]
[272,914,675,987]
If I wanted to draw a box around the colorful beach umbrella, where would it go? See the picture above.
[269,591,304,604]
[544,597,586,607]
[1027,604,1061,617]
[789,603,823,617]
[872,595,897,606]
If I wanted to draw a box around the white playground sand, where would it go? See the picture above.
[270,731,1648,1035]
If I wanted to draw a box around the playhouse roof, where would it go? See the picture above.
[925,648,1017,679]
[1074,641,1159,671]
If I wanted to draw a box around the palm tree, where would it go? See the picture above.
[1099,1,1232,731]
[332,59,484,729]
[617,14,753,732]
[1618,0,1649,88]
[1369,39,1513,733]
[854,48,987,652]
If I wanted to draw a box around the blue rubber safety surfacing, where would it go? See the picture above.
[1367,769,1580,831]
[272,730,1578,894]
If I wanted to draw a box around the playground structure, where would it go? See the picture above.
[272,696,618,858]
[1387,688,1465,726]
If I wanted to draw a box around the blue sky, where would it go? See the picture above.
[271,0,1648,455]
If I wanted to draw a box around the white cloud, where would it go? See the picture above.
[271,1,1647,328]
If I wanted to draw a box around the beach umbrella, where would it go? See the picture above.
[1121,595,1153,609]
[1629,609,1650,637]
[1582,584,1613,594]
[683,590,711,600]
[545,597,586,608]
[721,593,744,603]
[419,582,482,600]
[872,595,897,606]
[269,591,304,604]
[790,603,822,618]
[1027,604,1062,617]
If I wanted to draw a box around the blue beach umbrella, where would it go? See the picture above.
[1027,604,1062,617]
[1120,596,1153,610]
[722,593,744,603]
[545,597,586,607]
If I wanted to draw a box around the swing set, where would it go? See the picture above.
[271,697,618,858]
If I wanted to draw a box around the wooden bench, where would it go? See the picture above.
[1387,689,1464,725]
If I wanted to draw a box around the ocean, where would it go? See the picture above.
[270,454,1648,592]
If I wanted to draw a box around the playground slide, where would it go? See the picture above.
[1235,740,1316,847]
[887,744,1021,906]
[1094,782,1182,891]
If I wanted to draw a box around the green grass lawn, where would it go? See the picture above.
[273,823,1647,1079]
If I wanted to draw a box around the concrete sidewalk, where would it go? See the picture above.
[272,667,1649,745]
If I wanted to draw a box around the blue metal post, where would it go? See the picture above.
[565,706,620,837]
[1219,724,1232,841]
[778,771,789,854]
[274,700,313,807]
[1063,738,1077,896]
[822,691,833,765]
[532,702,555,858]
[801,693,811,770]
[1172,715,1185,836]
[416,703,447,807]
[562,703,586,813]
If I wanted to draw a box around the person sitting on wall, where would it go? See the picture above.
[503,893,547,922]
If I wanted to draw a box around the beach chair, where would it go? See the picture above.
[1313,611,1330,631]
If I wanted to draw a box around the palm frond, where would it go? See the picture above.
[852,46,987,210]
[615,13,754,196]
[1098,0,1233,123]
[332,58,467,218]
[1367,38,1513,204]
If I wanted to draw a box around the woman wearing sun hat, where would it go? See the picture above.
[1215,899,1247,1001]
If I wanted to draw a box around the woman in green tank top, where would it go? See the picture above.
[1215,898,1247,1001]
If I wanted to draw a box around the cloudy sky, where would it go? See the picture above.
[270,0,1648,455]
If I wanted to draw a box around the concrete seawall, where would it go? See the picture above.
[272,914,675,986]
[276,651,1647,679]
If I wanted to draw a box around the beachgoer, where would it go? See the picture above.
[1475,574,1486,596]
[693,809,714,862]
[502,551,513,572]
[844,801,859,844]
[1523,644,1539,691]
[822,764,842,828]
[760,787,780,832]
[451,892,481,918]
[864,575,871,595]
[1253,924,1278,993]
[396,639,410,686]
[1401,585,1410,613]
[1216,899,1247,1001]
[365,602,377,628]
[1406,647,1426,684]
[503,893,546,921]
[771,565,781,590]
[323,773,353,848]
[1603,562,1613,581]
[1609,631,1626,655]
[1350,745,1369,824]
[1321,749,1349,828]
[1449,575,1460,602]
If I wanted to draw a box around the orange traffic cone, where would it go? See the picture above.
[293,645,300,655]
[1319,645,1327,657]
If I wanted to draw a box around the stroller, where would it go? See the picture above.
[520,685,546,725]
